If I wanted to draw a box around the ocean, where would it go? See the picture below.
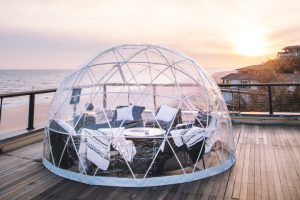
[0,68,232,109]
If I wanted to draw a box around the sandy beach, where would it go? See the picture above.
[0,102,50,139]
[0,69,234,138]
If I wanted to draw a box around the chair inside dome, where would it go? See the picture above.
[43,44,235,187]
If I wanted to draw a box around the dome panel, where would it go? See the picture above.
[43,43,235,187]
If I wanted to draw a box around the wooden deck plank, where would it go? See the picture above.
[247,144,255,200]
[0,163,44,188]
[254,142,262,200]
[69,184,99,200]
[267,126,286,200]
[31,179,73,200]
[0,157,31,172]
[264,127,277,200]
[147,185,173,200]
[232,141,247,199]
[172,183,188,200]
[224,143,242,200]
[262,125,268,145]
[261,184,268,200]
[272,128,294,200]
[0,162,41,185]
[16,175,64,200]
[196,156,218,200]
[156,185,173,200]
[277,130,296,188]
[255,125,260,145]
[4,172,56,200]
[1,124,300,200]
[280,127,300,199]
[259,144,267,185]
[240,143,251,200]
[238,124,245,144]
[201,176,216,200]
[0,168,49,199]
[233,124,241,145]
[216,169,230,200]
[186,179,203,200]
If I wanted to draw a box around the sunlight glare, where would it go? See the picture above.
[233,26,265,56]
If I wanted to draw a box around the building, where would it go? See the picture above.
[220,47,300,102]
[221,65,267,84]
[277,45,300,58]
[221,64,300,85]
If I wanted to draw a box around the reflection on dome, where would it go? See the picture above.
[43,43,235,187]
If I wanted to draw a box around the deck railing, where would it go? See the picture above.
[0,83,300,131]
[219,83,300,114]
[0,89,57,130]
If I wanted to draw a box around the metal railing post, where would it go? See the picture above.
[153,85,156,110]
[27,94,35,130]
[238,86,240,113]
[268,85,273,114]
[103,85,107,109]
[128,85,130,104]
[0,97,3,124]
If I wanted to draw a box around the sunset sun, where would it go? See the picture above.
[233,26,265,56]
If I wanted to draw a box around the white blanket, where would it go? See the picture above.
[170,127,207,148]
[112,140,137,163]
[79,127,136,172]
[79,128,113,171]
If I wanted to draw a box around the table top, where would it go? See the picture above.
[124,127,165,137]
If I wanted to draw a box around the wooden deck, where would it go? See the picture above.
[1,124,300,200]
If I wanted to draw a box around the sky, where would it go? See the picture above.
[1,0,300,70]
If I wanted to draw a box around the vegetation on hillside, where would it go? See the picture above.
[228,57,300,113]
[265,57,300,74]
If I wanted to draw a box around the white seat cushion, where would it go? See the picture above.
[156,105,178,122]
[55,119,76,135]
[116,105,134,121]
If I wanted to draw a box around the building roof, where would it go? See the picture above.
[235,65,271,71]
[221,73,300,82]
[221,73,258,80]
[282,45,300,50]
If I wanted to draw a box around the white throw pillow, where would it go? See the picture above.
[155,105,178,122]
[116,105,134,121]
[55,119,76,135]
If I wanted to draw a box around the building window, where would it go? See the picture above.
[241,80,249,88]
[224,80,229,84]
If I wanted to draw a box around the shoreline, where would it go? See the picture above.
[1,70,235,110]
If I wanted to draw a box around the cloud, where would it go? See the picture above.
[0,0,300,69]
[0,29,114,69]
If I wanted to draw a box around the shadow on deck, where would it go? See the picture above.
[1,124,300,200]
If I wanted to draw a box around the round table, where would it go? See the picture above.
[124,127,165,138]
[116,128,166,176]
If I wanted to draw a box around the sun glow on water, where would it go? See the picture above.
[233,26,265,56]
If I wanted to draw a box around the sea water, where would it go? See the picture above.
[0,70,73,109]
[0,68,231,109]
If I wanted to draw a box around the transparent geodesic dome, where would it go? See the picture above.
[43,43,235,187]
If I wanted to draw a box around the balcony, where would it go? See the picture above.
[0,84,299,199]
[278,52,300,58]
